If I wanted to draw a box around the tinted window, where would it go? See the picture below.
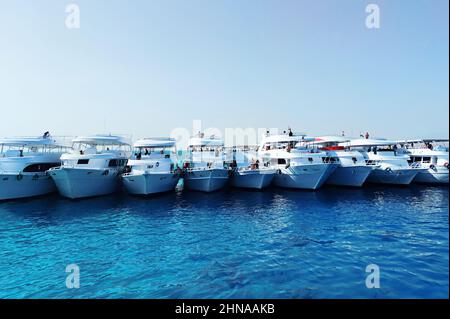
[23,163,60,172]
[108,159,127,167]
[108,159,118,167]
[77,159,89,164]
[423,157,431,163]
[277,158,286,165]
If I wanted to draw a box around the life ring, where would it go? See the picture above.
[444,162,449,170]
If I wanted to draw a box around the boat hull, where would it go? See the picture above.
[183,168,229,192]
[273,164,336,190]
[326,165,373,187]
[413,167,449,184]
[122,172,180,195]
[230,169,276,189]
[49,167,122,199]
[367,168,419,185]
[0,172,56,200]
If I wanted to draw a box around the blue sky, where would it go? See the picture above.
[0,0,448,140]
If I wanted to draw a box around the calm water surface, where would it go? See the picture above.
[0,184,448,298]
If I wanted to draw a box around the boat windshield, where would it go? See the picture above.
[72,142,131,153]
[132,146,176,159]
[0,144,69,157]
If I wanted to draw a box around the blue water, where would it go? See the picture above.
[0,184,448,298]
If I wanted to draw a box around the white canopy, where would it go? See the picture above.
[0,137,57,147]
[340,138,398,148]
[261,134,314,144]
[72,135,131,146]
[189,136,224,147]
[396,138,449,144]
[133,137,176,148]
[312,136,352,144]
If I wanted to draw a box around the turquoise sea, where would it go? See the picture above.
[0,183,448,298]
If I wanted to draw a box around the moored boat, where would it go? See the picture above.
[49,135,131,199]
[183,133,229,192]
[0,135,68,200]
[122,137,181,195]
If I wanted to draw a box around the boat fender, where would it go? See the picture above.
[102,170,109,176]
[156,162,159,167]
[32,174,39,180]
[429,164,436,171]
[16,173,23,181]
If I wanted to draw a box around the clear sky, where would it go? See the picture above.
[0,0,448,141]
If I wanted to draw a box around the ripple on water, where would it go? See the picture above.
[0,186,448,298]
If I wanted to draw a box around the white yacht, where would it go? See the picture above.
[0,136,68,200]
[258,133,336,190]
[340,138,424,185]
[227,146,276,189]
[48,135,131,199]
[182,134,229,192]
[397,139,449,184]
[122,138,181,195]
[306,136,376,187]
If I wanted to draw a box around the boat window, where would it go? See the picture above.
[108,159,118,167]
[23,163,60,172]
[308,157,313,163]
[108,159,126,167]
[277,158,286,165]
[322,157,337,163]
[422,157,431,163]
[77,159,89,165]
